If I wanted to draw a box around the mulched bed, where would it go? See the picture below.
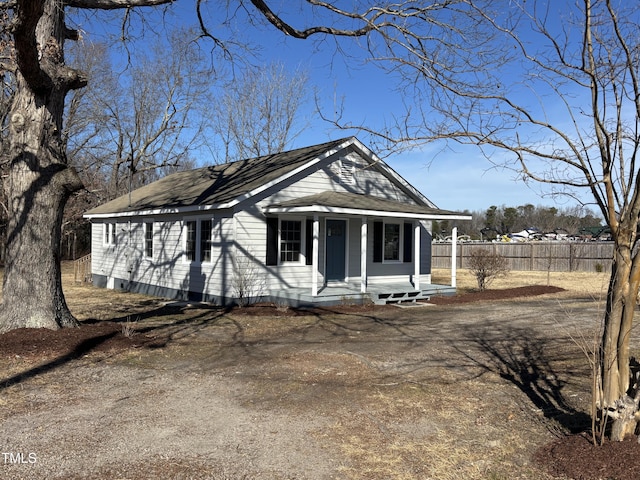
[0,322,146,359]
[536,432,640,480]
[428,285,566,305]
[3,283,638,480]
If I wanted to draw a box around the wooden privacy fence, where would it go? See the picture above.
[432,241,614,272]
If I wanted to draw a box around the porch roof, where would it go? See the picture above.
[263,191,472,220]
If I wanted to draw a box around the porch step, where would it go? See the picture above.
[267,283,456,308]
[373,290,430,305]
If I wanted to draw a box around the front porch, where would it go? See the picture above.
[267,281,456,307]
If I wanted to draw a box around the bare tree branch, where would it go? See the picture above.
[65,0,174,9]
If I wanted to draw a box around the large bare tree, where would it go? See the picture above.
[0,0,175,332]
[0,0,362,334]
[377,0,640,443]
[246,0,640,442]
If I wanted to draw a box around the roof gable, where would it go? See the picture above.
[84,137,439,218]
[85,138,352,217]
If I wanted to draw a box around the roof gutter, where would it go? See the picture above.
[263,205,472,221]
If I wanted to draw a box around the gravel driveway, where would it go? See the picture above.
[0,291,613,479]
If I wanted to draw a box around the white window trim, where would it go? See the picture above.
[103,223,116,246]
[279,217,306,265]
[383,221,403,263]
[182,216,215,264]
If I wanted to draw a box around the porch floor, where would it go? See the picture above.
[267,282,457,307]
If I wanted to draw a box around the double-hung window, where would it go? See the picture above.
[144,222,154,258]
[200,219,212,263]
[373,221,413,263]
[280,220,302,263]
[384,223,400,261]
[184,218,214,263]
[104,223,116,246]
[266,217,309,266]
[185,220,197,262]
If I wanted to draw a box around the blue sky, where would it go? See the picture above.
[228,9,582,214]
[71,2,596,215]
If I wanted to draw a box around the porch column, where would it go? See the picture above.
[414,221,420,290]
[312,215,319,296]
[451,226,458,288]
[360,217,368,293]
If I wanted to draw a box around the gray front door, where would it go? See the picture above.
[325,220,346,281]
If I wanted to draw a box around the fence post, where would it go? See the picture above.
[569,243,573,272]
[530,243,534,271]
[451,227,457,287]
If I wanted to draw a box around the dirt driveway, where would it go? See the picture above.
[0,277,629,479]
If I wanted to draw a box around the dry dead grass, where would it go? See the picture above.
[0,263,619,479]
[432,267,610,299]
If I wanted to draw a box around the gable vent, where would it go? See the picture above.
[333,160,355,185]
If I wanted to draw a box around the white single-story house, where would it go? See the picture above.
[84,137,471,306]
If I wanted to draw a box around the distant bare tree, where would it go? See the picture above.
[65,30,208,204]
[211,62,310,162]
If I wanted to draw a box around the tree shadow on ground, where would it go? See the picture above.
[454,324,592,434]
[0,303,234,391]
[1,331,118,391]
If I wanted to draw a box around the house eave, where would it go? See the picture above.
[83,203,229,220]
[263,205,472,221]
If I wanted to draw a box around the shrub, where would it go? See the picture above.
[468,249,510,291]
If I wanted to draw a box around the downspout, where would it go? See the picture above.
[127,219,133,291]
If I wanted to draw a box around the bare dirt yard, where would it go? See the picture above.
[1,266,639,479]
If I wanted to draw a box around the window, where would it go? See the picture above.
[184,218,215,263]
[374,221,413,263]
[104,223,116,246]
[185,220,196,262]
[144,222,153,258]
[200,219,212,263]
[280,220,302,262]
[384,223,400,261]
[266,218,307,266]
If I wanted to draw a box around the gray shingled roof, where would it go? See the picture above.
[266,191,464,217]
[85,138,351,216]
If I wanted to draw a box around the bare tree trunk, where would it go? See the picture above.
[0,0,84,332]
[599,243,640,441]
[1,158,82,331]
